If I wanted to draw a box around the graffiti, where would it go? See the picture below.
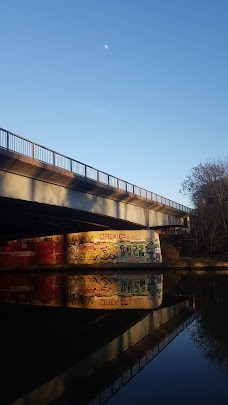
[99,233,130,241]
[66,238,162,265]
[118,242,146,258]
[70,235,94,244]
[0,230,162,266]
[16,235,64,243]
[67,242,118,264]
[6,251,35,257]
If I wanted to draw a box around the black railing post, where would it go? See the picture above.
[6,131,9,150]
[32,142,35,159]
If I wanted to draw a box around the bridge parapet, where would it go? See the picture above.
[0,127,192,215]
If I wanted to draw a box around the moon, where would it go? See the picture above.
[104,44,108,50]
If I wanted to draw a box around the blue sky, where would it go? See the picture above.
[1,0,227,208]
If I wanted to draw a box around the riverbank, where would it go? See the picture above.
[1,258,228,273]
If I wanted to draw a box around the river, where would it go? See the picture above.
[0,270,227,404]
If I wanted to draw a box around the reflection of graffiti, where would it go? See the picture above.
[66,275,163,301]
[0,274,163,310]
[67,276,117,297]
[121,278,148,296]
[0,276,66,306]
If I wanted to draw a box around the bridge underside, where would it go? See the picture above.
[0,196,187,242]
[0,196,146,241]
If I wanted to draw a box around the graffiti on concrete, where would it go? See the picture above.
[0,230,162,266]
[66,230,162,265]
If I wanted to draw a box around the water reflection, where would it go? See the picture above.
[0,272,163,309]
[162,272,228,377]
[185,275,228,377]
[1,271,228,404]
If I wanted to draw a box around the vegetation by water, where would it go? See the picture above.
[162,158,228,262]
[180,158,228,258]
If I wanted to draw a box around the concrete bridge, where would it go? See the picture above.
[0,127,192,240]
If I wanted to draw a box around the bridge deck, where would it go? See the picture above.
[0,148,187,216]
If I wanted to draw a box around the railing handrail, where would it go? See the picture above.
[0,127,192,213]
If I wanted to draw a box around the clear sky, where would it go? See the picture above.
[1,0,227,208]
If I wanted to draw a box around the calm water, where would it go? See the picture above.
[0,270,228,404]
[107,319,228,405]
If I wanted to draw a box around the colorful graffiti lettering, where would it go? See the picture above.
[0,230,162,266]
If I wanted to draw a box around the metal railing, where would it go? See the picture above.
[0,127,192,213]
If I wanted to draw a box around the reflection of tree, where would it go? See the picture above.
[191,308,228,375]
[163,271,183,295]
[189,276,228,375]
[163,273,228,374]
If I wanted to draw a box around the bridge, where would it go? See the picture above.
[0,127,192,240]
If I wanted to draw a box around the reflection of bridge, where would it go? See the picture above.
[1,283,196,404]
[0,127,191,239]
[81,305,197,405]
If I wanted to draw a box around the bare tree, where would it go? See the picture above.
[181,159,228,256]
